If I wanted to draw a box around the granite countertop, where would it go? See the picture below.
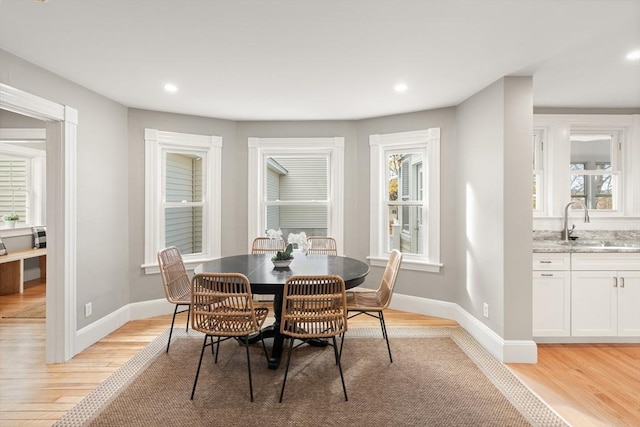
[533,239,640,253]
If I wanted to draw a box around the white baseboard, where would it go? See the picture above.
[389,293,538,363]
[75,299,173,355]
[75,294,538,364]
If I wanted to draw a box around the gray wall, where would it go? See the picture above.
[0,109,46,128]
[2,48,536,343]
[456,76,533,339]
[1,49,129,329]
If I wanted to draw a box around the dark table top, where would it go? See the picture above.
[197,253,370,294]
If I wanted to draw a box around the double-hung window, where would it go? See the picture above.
[369,129,441,272]
[143,129,222,273]
[569,132,619,211]
[248,137,344,253]
[533,114,637,223]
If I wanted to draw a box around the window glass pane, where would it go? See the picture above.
[264,155,330,238]
[165,153,203,203]
[277,205,328,237]
[570,173,613,210]
[165,206,203,255]
[570,134,612,170]
[387,205,424,255]
[387,153,423,202]
[267,157,327,201]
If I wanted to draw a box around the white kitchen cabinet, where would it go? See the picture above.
[532,253,571,337]
[571,253,640,337]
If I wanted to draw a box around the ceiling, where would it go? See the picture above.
[1,0,638,121]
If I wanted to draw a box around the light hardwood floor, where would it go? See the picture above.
[1,282,638,427]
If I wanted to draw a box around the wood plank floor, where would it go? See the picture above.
[1,282,638,426]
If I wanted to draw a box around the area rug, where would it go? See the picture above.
[54,327,568,427]
[2,302,45,318]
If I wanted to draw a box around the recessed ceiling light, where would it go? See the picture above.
[395,82,408,92]
[164,83,178,93]
[626,50,640,60]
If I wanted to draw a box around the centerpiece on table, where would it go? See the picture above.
[287,231,309,254]
[271,243,294,268]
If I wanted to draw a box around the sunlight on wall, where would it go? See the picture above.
[465,182,478,302]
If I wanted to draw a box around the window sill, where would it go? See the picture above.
[0,226,35,238]
[142,256,217,275]
[367,256,442,273]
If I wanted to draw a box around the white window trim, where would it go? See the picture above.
[143,129,222,274]
[248,137,344,254]
[532,127,548,217]
[533,114,640,230]
[369,129,441,273]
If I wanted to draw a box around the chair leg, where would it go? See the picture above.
[259,331,269,362]
[245,335,254,402]
[378,311,393,363]
[279,338,296,403]
[332,333,341,365]
[333,336,348,401]
[339,331,345,363]
[166,304,179,353]
[209,335,215,357]
[190,335,209,400]
[214,336,222,363]
[185,304,190,332]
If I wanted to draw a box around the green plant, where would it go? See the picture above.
[3,213,18,221]
[272,243,294,261]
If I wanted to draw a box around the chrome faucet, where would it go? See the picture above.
[561,201,590,241]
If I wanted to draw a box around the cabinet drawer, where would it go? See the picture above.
[571,253,640,271]
[533,253,570,271]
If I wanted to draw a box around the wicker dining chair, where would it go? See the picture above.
[157,246,191,353]
[190,273,269,402]
[306,236,338,255]
[279,275,348,402]
[341,249,403,362]
[251,237,285,254]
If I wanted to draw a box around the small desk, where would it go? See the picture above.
[198,253,369,369]
[0,248,47,295]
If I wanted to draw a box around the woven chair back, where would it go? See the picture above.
[157,247,191,304]
[251,237,285,254]
[376,249,403,309]
[306,236,338,255]
[191,273,262,337]
[281,275,347,339]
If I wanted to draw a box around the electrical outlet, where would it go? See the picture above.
[483,303,489,318]
[85,302,92,318]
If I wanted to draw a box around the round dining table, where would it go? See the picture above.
[197,253,370,369]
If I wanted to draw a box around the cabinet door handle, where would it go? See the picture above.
[539,260,552,264]
[613,277,618,288]
[541,273,554,277]
[620,277,625,288]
